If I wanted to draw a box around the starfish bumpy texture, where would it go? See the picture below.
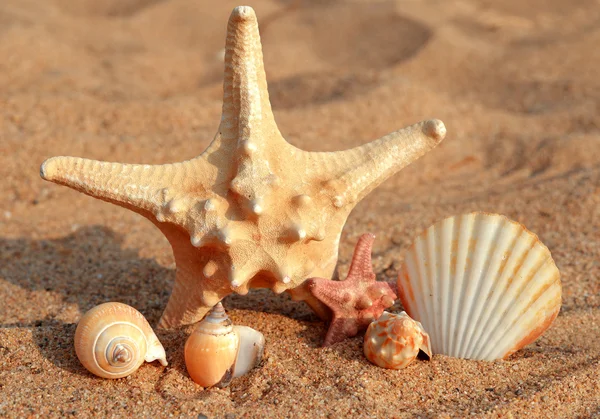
[39,6,446,328]
[308,233,397,346]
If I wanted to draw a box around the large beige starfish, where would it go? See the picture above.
[40,6,446,328]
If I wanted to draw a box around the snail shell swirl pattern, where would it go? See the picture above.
[74,302,168,379]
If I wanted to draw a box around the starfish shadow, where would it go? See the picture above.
[1,319,185,379]
[0,319,83,376]
[224,289,319,322]
[0,226,174,375]
[0,225,173,321]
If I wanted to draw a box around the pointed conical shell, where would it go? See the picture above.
[74,302,168,379]
[184,303,239,388]
[232,325,265,378]
[364,311,432,369]
[397,212,562,360]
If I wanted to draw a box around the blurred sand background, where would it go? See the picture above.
[1,0,600,417]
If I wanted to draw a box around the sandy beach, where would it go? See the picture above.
[1,0,600,417]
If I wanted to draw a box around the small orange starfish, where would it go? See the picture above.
[308,233,397,346]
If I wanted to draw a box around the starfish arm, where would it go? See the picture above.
[305,119,445,208]
[211,6,282,152]
[157,224,231,328]
[346,233,376,280]
[201,6,287,215]
[158,272,214,329]
[286,282,332,320]
[323,316,359,346]
[40,155,205,218]
[307,277,347,307]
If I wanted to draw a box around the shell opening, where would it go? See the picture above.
[216,366,235,388]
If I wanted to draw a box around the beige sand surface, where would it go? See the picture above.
[1,0,600,417]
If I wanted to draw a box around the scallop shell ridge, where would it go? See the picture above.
[397,212,561,360]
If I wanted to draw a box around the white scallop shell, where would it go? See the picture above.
[74,302,168,379]
[397,212,561,360]
[364,311,432,369]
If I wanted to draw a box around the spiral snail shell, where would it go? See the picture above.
[185,302,265,388]
[74,302,168,379]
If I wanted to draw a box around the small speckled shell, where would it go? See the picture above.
[364,311,432,369]
[74,302,168,379]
